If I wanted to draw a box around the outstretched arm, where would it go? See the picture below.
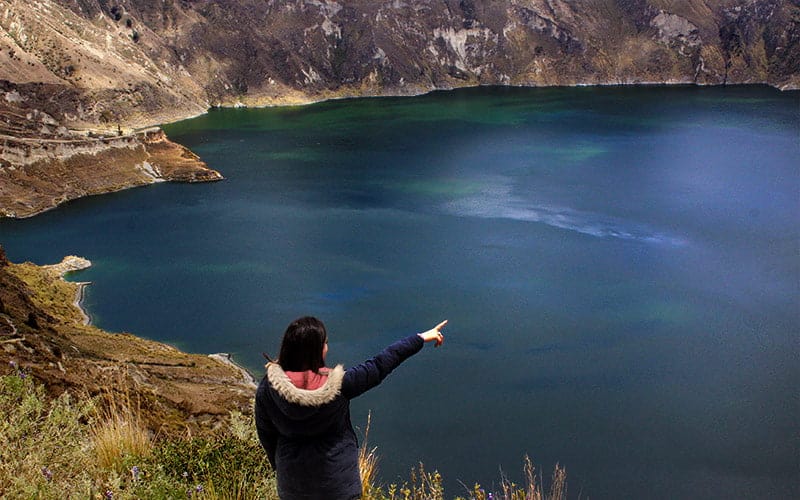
[342,320,448,400]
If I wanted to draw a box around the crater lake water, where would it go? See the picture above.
[1,85,798,499]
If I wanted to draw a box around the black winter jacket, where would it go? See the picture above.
[255,334,425,500]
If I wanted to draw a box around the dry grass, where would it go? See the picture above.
[90,384,152,472]
[359,411,381,498]
[360,451,567,500]
[490,455,567,500]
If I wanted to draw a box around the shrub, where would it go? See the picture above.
[0,371,96,497]
[147,411,277,499]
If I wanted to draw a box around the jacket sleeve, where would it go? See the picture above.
[341,334,425,400]
[254,380,277,467]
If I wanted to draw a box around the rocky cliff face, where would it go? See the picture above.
[0,245,256,432]
[1,0,798,216]
[1,126,222,217]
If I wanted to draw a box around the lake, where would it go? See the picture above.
[1,85,797,499]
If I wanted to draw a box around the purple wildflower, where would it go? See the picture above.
[41,466,52,481]
[104,490,113,500]
[9,360,17,369]
[131,466,140,481]
[488,493,493,500]
[195,484,204,493]
[19,370,27,379]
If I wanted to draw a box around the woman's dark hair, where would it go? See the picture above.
[278,316,328,372]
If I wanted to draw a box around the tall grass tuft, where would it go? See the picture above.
[408,463,446,500]
[90,385,152,472]
[548,462,567,500]
[462,456,567,500]
[359,411,381,498]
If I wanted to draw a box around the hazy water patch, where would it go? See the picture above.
[444,176,687,245]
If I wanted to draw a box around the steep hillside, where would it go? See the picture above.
[1,0,798,216]
[0,245,255,432]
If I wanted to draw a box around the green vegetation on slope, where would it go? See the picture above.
[0,371,567,499]
[0,371,277,499]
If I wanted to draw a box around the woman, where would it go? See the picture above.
[255,316,447,500]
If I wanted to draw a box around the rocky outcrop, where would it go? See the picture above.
[0,77,222,217]
[1,0,797,216]
[0,246,256,432]
[0,127,222,218]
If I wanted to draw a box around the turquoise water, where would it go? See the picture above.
[1,85,798,498]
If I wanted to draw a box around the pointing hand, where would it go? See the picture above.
[418,320,448,347]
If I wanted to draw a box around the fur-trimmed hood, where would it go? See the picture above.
[266,362,345,407]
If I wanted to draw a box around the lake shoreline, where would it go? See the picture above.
[204,81,795,113]
[2,82,794,220]
[50,255,258,389]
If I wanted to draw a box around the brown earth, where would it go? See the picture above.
[1,127,222,217]
[1,0,798,217]
[0,245,256,433]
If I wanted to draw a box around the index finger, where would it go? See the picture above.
[435,319,448,331]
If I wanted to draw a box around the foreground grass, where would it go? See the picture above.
[0,370,566,499]
[0,370,277,499]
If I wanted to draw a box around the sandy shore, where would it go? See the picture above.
[73,281,92,326]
